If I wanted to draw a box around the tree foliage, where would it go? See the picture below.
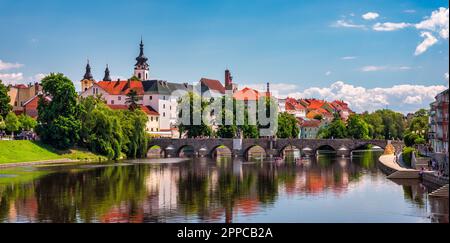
[18,114,37,131]
[0,80,12,119]
[177,92,212,138]
[126,89,139,111]
[277,112,299,138]
[78,96,148,160]
[5,112,20,136]
[346,114,370,139]
[36,73,81,149]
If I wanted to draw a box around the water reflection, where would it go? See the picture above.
[0,151,448,223]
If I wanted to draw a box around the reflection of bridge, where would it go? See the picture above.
[148,138,404,159]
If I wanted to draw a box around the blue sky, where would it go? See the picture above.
[0,0,448,113]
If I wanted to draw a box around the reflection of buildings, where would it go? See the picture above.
[7,196,38,223]
[145,166,180,210]
[281,161,351,196]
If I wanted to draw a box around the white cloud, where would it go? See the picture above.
[286,81,447,113]
[403,96,422,104]
[33,73,47,81]
[445,72,449,81]
[415,7,449,39]
[245,83,299,97]
[332,20,366,29]
[415,32,438,56]
[361,65,412,72]
[361,66,386,72]
[362,12,380,20]
[373,22,412,31]
[341,56,357,60]
[325,71,332,76]
[0,60,24,71]
[0,73,24,84]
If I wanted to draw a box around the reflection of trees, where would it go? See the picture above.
[0,183,35,222]
[402,185,425,208]
[177,164,210,218]
[34,165,149,222]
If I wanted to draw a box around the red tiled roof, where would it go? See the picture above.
[233,87,269,101]
[285,98,306,111]
[13,84,28,89]
[316,108,332,115]
[200,78,225,94]
[307,99,326,109]
[302,119,321,128]
[97,81,144,95]
[107,104,159,116]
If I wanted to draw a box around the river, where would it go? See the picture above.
[0,150,448,223]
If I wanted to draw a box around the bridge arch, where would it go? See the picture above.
[178,145,196,158]
[210,144,233,158]
[244,145,267,161]
[315,144,337,155]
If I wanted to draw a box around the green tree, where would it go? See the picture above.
[79,96,123,160]
[118,109,148,158]
[177,92,212,138]
[216,96,237,138]
[36,73,81,150]
[5,112,20,137]
[313,114,323,121]
[125,89,139,111]
[346,114,370,139]
[18,114,37,131]
[0,80,12,118]
[408,109,429,137]
[362,111,384,139]
[318,119,347,139]
[0,116,5,131]
[130,76,140,81]
[277,112,299,138]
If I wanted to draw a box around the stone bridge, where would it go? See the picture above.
[148,138,404,159]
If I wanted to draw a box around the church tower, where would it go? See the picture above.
[103,64,112,81]
[81,60,95,92]
[134,38,149,81]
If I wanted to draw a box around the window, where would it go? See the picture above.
[163,96,165,100]
[151,117,153,122]
[138,73,141,79]
[156,117,159,122]
[163,104,166,109]
[118,96,121,101]
[163,112,166,117]
[111,100,114,105]
[151,128,154,132]
[149,96,152,100]
[14,101,17,106]
[170,106,172,110]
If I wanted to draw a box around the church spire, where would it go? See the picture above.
[103,64,111,81]
[135,37,148,66]
[83,59,93,80]
[134,37,150,81]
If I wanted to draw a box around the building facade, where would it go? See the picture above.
[429,89,449,154]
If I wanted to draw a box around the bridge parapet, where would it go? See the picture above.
[148,138,404,159]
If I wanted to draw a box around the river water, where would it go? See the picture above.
[0,150,448,223]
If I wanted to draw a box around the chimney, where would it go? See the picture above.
[225,69,232,88]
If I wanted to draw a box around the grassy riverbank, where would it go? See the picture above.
[0,140,107,164]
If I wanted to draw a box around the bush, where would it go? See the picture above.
[402,147,415,168]
[414,137,426,145]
